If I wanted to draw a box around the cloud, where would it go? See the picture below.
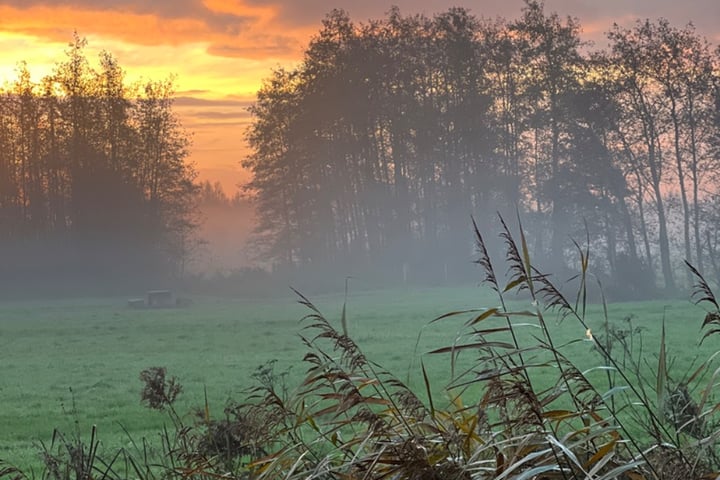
[173,96,253,132]
[174,95,253,108]
[207,37,300,59]
[0,0,206,18]
[1,0,717,63]
[241,0,719,45]
[187,111,250,121]
[0,1,305,60]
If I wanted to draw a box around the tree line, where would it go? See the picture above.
[0,35,197,294]
[243,1,720,297]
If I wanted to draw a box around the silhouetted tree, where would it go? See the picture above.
[607,21,677,291]
[512,0,585,268]
[243,6,720,294]
[0,35,198,293]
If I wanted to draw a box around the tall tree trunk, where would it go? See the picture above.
[549,101,564,269]
[618,195,639,263]
[688,94,703,273]
[670,97,693,286]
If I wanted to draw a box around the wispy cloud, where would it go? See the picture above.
[175,96,253,108]
[0,1,306,60]
[1,1,717,70]
[1,0,717,60]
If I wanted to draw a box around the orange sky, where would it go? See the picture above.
[0,0,717,194]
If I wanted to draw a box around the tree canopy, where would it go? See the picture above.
[243,2,720,297]
[0,34,197,294]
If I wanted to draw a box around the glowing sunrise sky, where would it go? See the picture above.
[0,0,718,194]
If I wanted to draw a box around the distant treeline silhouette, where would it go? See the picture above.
[244,1,720,298]
[0,34,197,295]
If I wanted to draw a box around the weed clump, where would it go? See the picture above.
[139,367,182,411]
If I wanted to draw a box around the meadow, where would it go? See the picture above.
[0,283,717,476]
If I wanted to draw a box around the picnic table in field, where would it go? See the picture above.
[127,290,191,308]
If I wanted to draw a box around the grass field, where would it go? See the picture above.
[1,284,717,474]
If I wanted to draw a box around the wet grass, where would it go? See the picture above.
[0,285,714,474]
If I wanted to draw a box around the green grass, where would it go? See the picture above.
[0,285,716,474]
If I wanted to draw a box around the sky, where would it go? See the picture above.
[0,0,718,194]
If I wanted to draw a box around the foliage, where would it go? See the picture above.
[0,34,198,294]
[244,1,720,296]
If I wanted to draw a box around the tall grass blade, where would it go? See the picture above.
[494,448,554,480]
[515,464,563,480]
[341,276,351,337]
[697,365,720,415]
[585,438,617,470]
[420,359,435,417]
[657,319,667,418]
[571,232,588,319]
[431,309,484,323]
[597,459,646,480]
[546,434,587,475]
[515,211,534,295]
[203,384,210,423]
